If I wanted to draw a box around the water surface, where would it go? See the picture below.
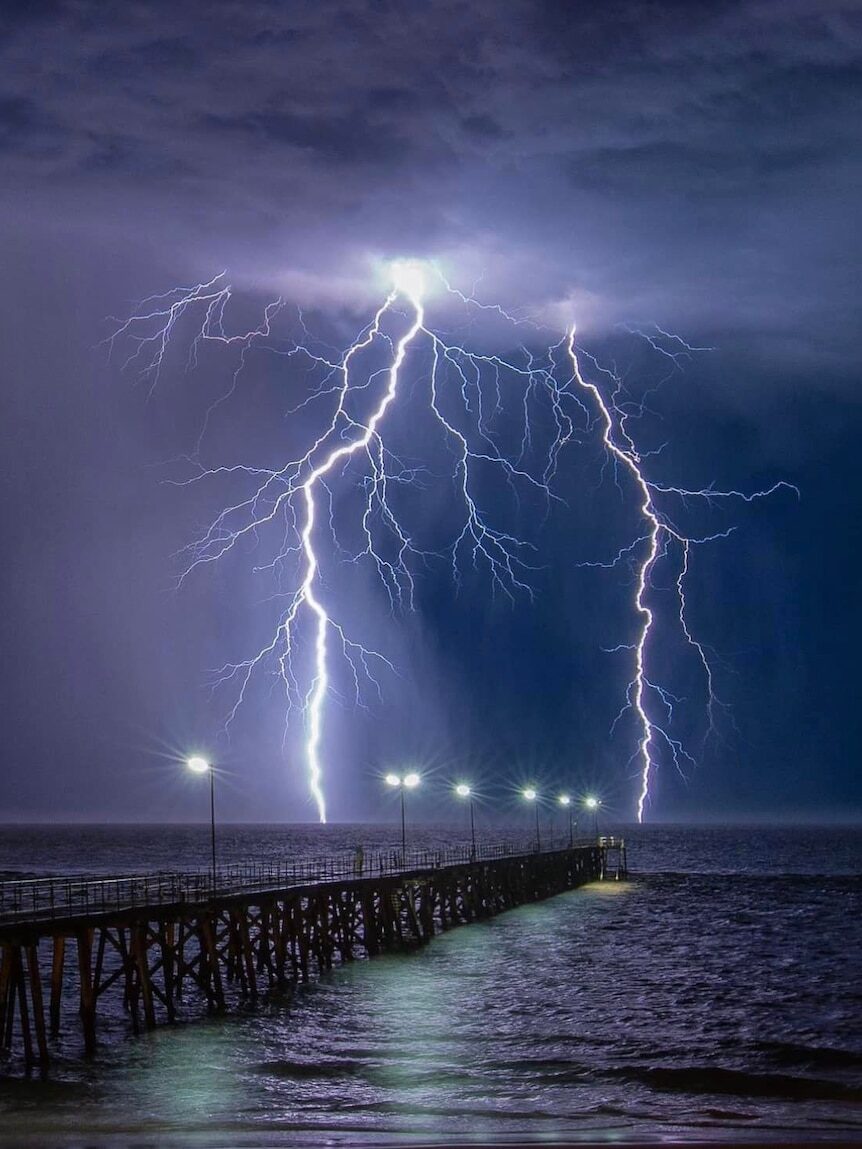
[0,824,859,1146]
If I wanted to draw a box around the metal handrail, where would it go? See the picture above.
[0,837,600,926]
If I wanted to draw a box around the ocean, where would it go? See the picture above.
[0,823,859,1146]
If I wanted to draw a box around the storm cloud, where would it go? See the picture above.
[2,1,860,355]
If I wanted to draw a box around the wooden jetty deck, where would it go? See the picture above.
[0,838,625,1074]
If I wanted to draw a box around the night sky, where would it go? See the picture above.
[1,1,860,825]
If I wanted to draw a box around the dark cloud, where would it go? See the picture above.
[0,94,62,155]
[202,107,413,165]
[0,0,858,356]
[88,35,199,78]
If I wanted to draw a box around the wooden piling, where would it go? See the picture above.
[11,948,33,1071]
[25,945,48,1071]
[49,936,65,1037]
[0,945,13,1050]
[75,930,96,1056]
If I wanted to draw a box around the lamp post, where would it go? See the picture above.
[558,794,573,847]
[187,756,216,894]
[385,772,420,859]
[455,783,476,859]
[522,788,540,852]
[585,795,601,839]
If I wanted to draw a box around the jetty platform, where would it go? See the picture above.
[0,837,626,1073]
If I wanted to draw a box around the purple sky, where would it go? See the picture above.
[1,2,860,823]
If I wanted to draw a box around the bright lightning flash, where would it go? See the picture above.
[107,267,795,823]
[565,329,797,820]
[108,261,554,822]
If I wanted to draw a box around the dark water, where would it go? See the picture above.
[0,824,860,1146]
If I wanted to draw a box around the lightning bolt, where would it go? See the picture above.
[108,262,561,822]
[107,266,795,823]
[292,285,425,821]
[565,329,798,820]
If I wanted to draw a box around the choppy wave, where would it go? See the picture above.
[606,1064,862,1103]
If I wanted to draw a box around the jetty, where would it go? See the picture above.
[0,837,626,1074]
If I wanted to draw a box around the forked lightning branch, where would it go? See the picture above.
[108,261,796,822]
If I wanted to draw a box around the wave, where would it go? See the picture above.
[605,1064,862,1103]
[251,1058,364,1079]
[641,870,862,882]
[753,1040,862,1070]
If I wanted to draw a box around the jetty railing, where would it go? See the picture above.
[0,836,596,925]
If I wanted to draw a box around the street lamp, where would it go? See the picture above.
[522,788,540,852]
[558,794,574,847]
[385,772,420,858]
[584,795,601,838]
[455,783,476,859]
[187,756,216,893]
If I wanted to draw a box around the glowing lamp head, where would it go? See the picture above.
[522,787,537,802]
[390,259,429,301]
[455,783,471,798]
[186,755,211,774]
[403,771,421,789]
[384,773,401,788]
[585,796,600,810]
[558,794,571,806]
